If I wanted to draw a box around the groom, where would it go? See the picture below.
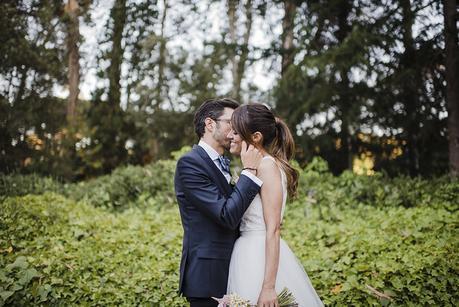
[175,98,263,307]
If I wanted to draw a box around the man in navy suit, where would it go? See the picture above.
[175,98,263,307]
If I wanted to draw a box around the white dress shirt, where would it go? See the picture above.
[198,140,263,186]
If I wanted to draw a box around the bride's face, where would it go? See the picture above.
[228,129,242,156]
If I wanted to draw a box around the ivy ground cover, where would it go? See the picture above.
[1,191,458,306]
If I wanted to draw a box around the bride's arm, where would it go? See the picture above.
[257,159,283,306]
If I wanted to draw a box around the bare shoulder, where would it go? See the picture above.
[258,157,281,179]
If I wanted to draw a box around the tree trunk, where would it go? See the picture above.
[234,0,252,101]
[281,0,296,76]
[65,0,80,124]
[156,0,169,110]
[15,68,28,104]
[227,0,239,99]
[105,0,127,172]
[400,0,419,176]
[336,0,353,171]
[444,0,459,176]
[108,0,127,109]
[227,0,252,101]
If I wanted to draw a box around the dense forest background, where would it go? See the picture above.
[1,1,458,305]
[1,0,458,180]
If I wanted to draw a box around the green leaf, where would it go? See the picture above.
[7,256,28,270]
[38,284,52,302]
[18,268,40,285]
[0,290,14,301]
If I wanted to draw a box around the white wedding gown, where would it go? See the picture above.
[227,156,323,306]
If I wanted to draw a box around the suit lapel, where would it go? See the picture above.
[193,145,232,196]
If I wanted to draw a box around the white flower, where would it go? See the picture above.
[212,293,251,307]
[230,174,240,186]
[212,288,298,307]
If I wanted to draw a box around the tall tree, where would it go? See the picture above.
[335,0,353,170]
[87,0,129,174]
[156,0,169,108]
[400,0,420,176]
[281,0,296,76]
[65,0,80,124]
[443,0,459,175]
[276,0,372,172]
[228,0,239,97]
[108,0,127,110]
[0,0,67,175]
[227,0,253,100]
[373,0,448,176]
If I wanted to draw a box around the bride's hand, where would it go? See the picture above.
[257,287,278,307]
[240,141,262,173]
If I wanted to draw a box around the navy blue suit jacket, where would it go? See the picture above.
[174,145,261,298]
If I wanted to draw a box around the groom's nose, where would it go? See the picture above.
[227,130,234,139]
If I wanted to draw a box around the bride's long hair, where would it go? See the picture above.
[231,103,299,198]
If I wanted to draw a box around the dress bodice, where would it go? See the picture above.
[240,156,287,233]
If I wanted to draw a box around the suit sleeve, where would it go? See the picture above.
[176,155,261,230]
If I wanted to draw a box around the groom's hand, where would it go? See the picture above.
[240,141,262,175]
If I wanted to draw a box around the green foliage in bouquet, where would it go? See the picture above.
[277,288,298,306]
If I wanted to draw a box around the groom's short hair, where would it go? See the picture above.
[194,98,239,139]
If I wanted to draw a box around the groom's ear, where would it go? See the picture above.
[204,117,214,132]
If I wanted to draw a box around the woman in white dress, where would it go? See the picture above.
[226,103,323,307]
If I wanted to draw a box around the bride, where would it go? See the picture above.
[226,103,323,307]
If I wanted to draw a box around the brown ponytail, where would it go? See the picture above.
[231,104,299,198]
[270,117,299,198]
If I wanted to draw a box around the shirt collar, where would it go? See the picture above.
[198,140,220,161]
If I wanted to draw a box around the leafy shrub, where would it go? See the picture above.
[0,256,46,305]
[64,147,192,211]
[0,147,192,211]
[0,174,63,200]
[0,159,177,211]
[1,193,186,306]
[300,158,459,210]
[1,192,457,305]
[283,201,459,306]
[2,149,457,305]
[2,152,457,213]
[67,159,177,211]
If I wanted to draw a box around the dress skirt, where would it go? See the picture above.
[227,231,323,307]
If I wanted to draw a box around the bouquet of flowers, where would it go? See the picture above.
[212,288,298,307]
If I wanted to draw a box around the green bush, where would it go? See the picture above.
[1,192,457,306]
[283,201,459,306]
[0,147,192,211]
[300,157,459,210]
[2,154,457,212]
[0,174,63,200]
[1,151,458,305]
[0,160,176,211]
[1,193,186,306]
[67,159,177,211]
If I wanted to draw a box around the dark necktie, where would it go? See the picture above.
[217,155,231,174]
